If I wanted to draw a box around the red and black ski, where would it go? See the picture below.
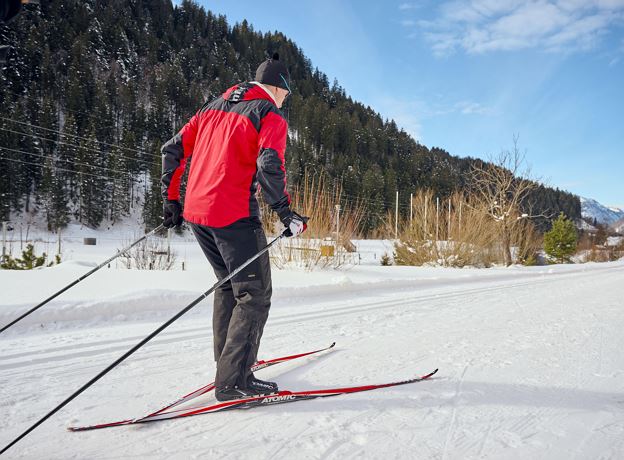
[68,368,438,431]
[67,342,335,431]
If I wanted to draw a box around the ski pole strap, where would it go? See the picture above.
[0,224,165,335]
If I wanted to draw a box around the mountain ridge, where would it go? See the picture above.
[580,197,624,227]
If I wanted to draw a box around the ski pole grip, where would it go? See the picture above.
[280,215,309,237]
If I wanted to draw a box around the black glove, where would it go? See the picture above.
[280,210,308,237]
[163,200,183,228]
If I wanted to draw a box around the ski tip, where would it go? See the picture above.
[329,342,336,348]
[421,369,439,380]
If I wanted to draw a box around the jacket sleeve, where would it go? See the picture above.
[256,111,291,219]
[161,112,200,201]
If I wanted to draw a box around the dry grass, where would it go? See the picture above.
[261,172,365,270]
[510,215,543,265]
[581,245,624,263]
[394,190,540,267]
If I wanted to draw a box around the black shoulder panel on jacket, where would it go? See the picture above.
[203,97,278,133]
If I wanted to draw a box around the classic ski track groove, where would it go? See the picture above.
[5,266,620,372]
[3,261,621,347]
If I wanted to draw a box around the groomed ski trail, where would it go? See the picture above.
[1,261,623,459]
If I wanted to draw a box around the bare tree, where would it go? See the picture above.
[469,136,544,266]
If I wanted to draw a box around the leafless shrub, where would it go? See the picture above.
[468,136,546,266]
[119,237,177,270]
[510,215,543,265]
[583,246,623,263]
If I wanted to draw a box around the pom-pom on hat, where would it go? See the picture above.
[255,53,290,91]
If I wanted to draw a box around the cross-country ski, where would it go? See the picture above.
[67,342,336,431]
[68,369,438,432]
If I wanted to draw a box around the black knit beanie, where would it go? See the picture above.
[255,53,290,90]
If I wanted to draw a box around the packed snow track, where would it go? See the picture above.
[1,257,623,459]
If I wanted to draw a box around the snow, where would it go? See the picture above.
[1,231,624,459]
[577,219,596,232]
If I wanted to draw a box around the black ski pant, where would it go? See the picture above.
[190,217,272,389]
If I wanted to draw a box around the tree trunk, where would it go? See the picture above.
[502,223,512,266]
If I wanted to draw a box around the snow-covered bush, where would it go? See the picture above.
[0,244,60,270]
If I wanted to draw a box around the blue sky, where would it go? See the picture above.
[203,0,624,207]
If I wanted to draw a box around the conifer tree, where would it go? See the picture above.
[76,126,107,227]
[544,213,577,263]
[108,143,129,223]
[58,114,79,208]
[143,152,165,230]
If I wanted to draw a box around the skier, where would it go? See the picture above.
[160,53,306,401]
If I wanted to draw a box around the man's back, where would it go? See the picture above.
[162,82,288,228]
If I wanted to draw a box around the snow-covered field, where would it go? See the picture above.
[1,229,624,459]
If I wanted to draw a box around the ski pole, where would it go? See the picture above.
[0,231,285,456]
[0,224,165,335]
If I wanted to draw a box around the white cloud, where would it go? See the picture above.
[375,97,424,140]
[454,101,494,115]
[425,100,496,116]
[373,96,494,141]
[409,0,624,56]
[441,0,522,23]
[605,29,624,64]
[399,2,418,10]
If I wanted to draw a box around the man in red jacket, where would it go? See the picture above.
[161,54,306,401]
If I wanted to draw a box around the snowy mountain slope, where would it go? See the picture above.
[580,197,624,225]
[611,218,624,234]
[1,239,624,459]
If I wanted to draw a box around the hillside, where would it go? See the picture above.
[581,197,624,227]
[0,0,580,234]
[611,218,624,234]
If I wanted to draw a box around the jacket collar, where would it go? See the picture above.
[249,81,278,105]
[222,82,277,106]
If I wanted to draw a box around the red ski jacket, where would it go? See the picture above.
[161,82,291,227]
